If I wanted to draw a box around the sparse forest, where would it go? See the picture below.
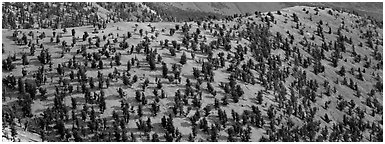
[2,2,383,142]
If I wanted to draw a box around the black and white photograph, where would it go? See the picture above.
[1,1,383,142]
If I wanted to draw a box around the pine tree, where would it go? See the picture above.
[358,70,364,81]
[11,124,18,141]
[157,54,162,63]
[157,82,163,89]
[339,66,346,76]
[3,57,15,71]
[292,13,299,23]
[267,105,274,120]
[149,56,156,70]
[162,63,168,78]
[138,104,143,117]
[18,78,25,94]
[180,52,187,65]
[169,47,176,56]
[356,89,361,98]
[188,133,194,142]
[127,60,131,71]
[257,91,263,104]
[214,98,219,109]
[71,97,77,110]
[324,113,330,123]
[209,125,218,142]
[98,60,103,69]
[152,133,159,142]
[207,82,214,93]
[236,85,244,97]
[193,67,200,78]
[221,95,228,105]
[170,28,175,36]
[123,75,130,85]
[127,32,132,39]
[22,54,29,65]
[139,29,143,37]
[25,82,37,100]
[133,75,138,83]
[232,91,239,103]
[135,90,141,102]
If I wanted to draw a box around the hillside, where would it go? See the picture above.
[150,2,285,16]
[1,2,162,29]
[151,2,286,16]
[285,2,383,21]
[2,3,383,142]
[148,2,383,22]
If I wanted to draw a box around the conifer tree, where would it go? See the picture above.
[257,91,263,104]
[162,63,168,78]
[180,52,187,65]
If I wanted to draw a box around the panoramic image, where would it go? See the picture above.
[2,2,383,142]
